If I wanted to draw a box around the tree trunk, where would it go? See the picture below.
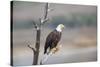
[33,28,41,65]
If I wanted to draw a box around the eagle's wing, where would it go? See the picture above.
[44,30,61,54]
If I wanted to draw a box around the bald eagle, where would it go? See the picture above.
[44,24,65,54]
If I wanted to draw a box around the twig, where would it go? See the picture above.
[26,41,36,53]
[41,3,51,24]
[27,45,36,53]
[44,3,49,19]
[32,21,39,29]
[39,18,49,25]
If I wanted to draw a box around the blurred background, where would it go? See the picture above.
[12,1,97,66]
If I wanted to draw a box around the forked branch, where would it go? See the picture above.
[27,45,36,53]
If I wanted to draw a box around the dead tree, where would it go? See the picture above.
[27,3,52,65]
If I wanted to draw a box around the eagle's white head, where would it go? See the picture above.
[56,24,65,32]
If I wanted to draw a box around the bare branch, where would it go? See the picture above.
[27,45,36,53]
[41,3,50,24]
[32,20,39,29]
[40,18,49,24]
[42,18,49,24]
[44,3,49,19]
[26,41,36,53]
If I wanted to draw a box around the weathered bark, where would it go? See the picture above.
[33,28,41,65]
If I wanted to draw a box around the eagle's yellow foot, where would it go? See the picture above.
[51,48,59,54]
[50,45,62,54]
[52,48,57,51]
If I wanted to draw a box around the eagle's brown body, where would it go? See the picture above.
[44,29,61,54]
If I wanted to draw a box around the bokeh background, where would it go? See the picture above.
[12,1,97,66]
